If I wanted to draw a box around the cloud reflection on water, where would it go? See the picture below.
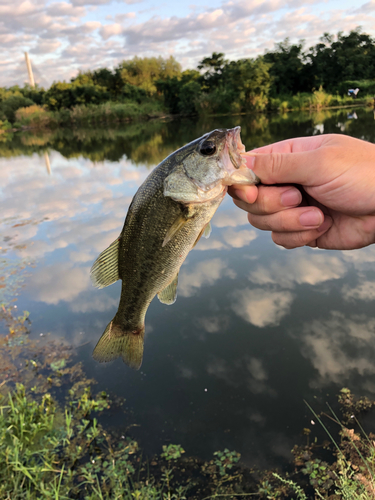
[296,311,375,389]
[231,288,294,327]
[249,250,347,288]
[179,258,236,297]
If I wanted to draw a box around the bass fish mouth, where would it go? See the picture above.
[227,127,246,170]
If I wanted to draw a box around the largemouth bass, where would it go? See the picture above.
[91,127,259,369]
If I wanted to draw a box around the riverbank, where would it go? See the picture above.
[1,91,373,134]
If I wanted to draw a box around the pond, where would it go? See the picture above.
[1,107,375,471]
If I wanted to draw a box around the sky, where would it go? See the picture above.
[1,0,375,88]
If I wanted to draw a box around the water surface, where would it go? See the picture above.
[1,107,375,469]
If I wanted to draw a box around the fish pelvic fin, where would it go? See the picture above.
[93,320,145,370]
[90,237,120,289]
[158,273,178,305]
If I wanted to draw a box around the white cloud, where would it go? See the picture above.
[179,258,236,297]
[1,0,375,87]
[28,263,90,304]
[231,288,294,327]
[222,228,257,248]
[342,278,375,302]
[249,250,346,288]
[297,311,375,388]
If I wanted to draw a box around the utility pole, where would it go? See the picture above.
[24,52,35,87]
[24,51,51,175]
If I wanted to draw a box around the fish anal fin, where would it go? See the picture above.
[93,320,145,370]
[162,215,188,247]
[90,237,120,289]
[158,273,178,305]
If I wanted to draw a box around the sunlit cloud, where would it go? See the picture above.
[231,288,294,327]
[2,0,375,86]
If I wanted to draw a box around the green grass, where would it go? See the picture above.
[11,100,168,130]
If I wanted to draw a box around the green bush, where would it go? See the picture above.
[14,105,55,128]
[0,95,35,123]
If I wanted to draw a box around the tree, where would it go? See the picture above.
[225,57,272,109]
[307,28,375,92]
[264,39,308,95]
[117,56,181,95]
[198,52,228,91]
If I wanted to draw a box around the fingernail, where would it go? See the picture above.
[280,189,302,207]
[299,210,322,227]
[242,155,255,169]
[317,216,333,232]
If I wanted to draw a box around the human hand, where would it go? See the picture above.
[228,134,375,250]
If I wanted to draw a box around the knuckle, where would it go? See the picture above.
[268,153,283,182]
[248,213,264,230]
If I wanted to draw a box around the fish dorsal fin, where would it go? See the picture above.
[90,237,120,289]
[162,215,188,247]
[93,320,144,370]
[157,273,179,305]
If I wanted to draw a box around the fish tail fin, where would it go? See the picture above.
[93,320,145,370]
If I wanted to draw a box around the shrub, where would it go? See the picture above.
[0,95,35,123]
[14,105,55,128]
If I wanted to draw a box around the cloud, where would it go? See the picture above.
[178,258,236,297]
[206,354,275,395]
[195,314,230,333]
[213,208,249,228]
[100,23,123,40]
[222,228,257,248]
[297,311,375,388]
[249,250,346,288]
[28,263,90,305]
[342,278,375,302]
[2,0,375,87]
[231,288,294,327]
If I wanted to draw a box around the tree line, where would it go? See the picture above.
[1,27,375,125]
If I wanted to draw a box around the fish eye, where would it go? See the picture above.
[200,142,216,156]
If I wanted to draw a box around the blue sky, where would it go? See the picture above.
[1,0,375,87]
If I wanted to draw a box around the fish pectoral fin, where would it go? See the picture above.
[157,273,178,305]
[90,237,120,289]
[162,215,188,247]
[93,320,145,370]
[203,222,212,239]
[193,222,211,248]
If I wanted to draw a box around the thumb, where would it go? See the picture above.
[245,149,324,186]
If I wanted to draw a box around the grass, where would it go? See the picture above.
[268,87,373,112]
[12,100,168,130]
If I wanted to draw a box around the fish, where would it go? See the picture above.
[91,127,259,369]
